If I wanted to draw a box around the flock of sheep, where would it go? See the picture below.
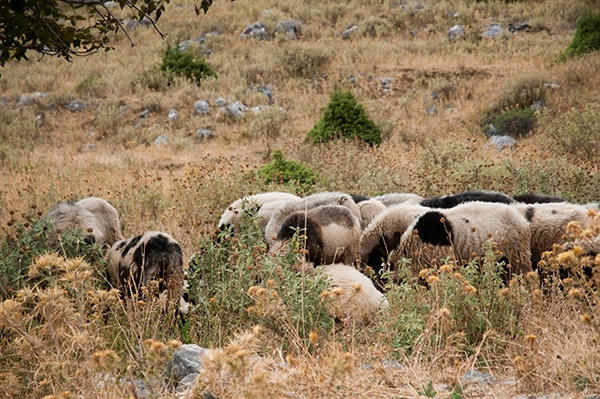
[39,189,600,326]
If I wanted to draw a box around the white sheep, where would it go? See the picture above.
[357,198,387,229]
[320,263,388,326]
[390,201,532,280]
[75,197,124,247]
[218,191,301,233]
[268,204,361,265]
[41,197,123,248]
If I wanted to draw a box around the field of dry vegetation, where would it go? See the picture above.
[1,0,600,397]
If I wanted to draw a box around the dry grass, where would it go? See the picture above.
[1,0,600,397]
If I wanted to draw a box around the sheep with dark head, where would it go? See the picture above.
[268,204,361,265]
[41,197,123,248]
[265,191,362,247]
[106,231,185,309]
[358,203,430,280]
[389,201,532,281]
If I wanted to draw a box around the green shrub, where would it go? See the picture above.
[257,150,320,192]
[185,212,334,351]
[306,88,382,146]
[489,108,537,138]
[160,45,217,86]
[558,10,600,61]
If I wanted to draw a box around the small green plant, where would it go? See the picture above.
[160,45,217,86]
[418,380,437,397]
[257,150,320,193]
[558,10,600,61]
[306,87,382,146]
[489,107,537,138]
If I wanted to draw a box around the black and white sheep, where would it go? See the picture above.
[106,231,185,307]
[420,190,515,209]
[320,263,389,326]
[389,201,532,280]
[265,191,363,246]
[373,193,424,207]
[218,192,301,233]
[512,202,599,268]
[358,203,431,278]
[268,204,361,265]
[41,197,124,248]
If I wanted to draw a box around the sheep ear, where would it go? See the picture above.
[413,211,452,246]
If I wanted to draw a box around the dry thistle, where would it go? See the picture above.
[426,275,440,285]
[580,314,592,324]
[524,334,537,343]
[498,288,510,299]
[463,284,477,294]
[439,264,453,273]
[567,288,582,300]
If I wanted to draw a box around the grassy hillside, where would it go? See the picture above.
[1,0,600,397]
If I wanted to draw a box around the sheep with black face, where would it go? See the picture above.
[106,231,185,309]
[389,201,532,281]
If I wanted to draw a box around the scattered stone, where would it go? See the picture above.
[250,105,270,115]
[257,85,274,104]
[484,135,518,152]
[35,113,44,126]
[85,144,97,151]
[461,369,497,384]
[544,82,561,90]
[0,97,8,107]
[274,20,301,40]
[426,105,437,116]
[17,92,48,108]
[125,17,153,31]
[65,100,88,112]
[196,129,214,140]
[348,75,357,84]
[215,98,227,108]
[154,134,169,147]
[140,109,151,119]
[103,1,117,8]
[224,101,248,118]
[508,21,531,33]
[448,24,465,41]
[482,24,503,38]
[240,21,270,40]
[176,373,199,393]
[168,109,179,122]
[342,24,360,39]
[194,100,210,115]
[166,344,207,384]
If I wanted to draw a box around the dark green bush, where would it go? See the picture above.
[0,215,106,300]
[489,108,537,138]
[160,45,217,86]
[558,10,600,61]
[257,150,320,192]
[306,88,382,146]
